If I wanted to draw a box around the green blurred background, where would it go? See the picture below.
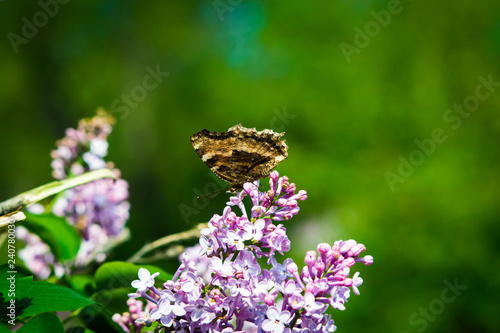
[1,0,499,332]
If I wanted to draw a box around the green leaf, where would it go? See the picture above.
[0,324,12,333]
[68,274,96,297]
[66,329,96,333]
[16,312,65,333]
[140,321,159,332]
[0,264,29,280]
[93,287,135,315]
[23,212,81,262]
[0,276,94,319]
[94,261,171,292]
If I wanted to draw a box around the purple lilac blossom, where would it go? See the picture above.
[50,109,114,180]
[16,225,65,279]
[52,111,130,266]
[18,110,130,276]
[112,297,159,333]
[182,244,212,283]
[52,174,130,266]
[122,171,373,332]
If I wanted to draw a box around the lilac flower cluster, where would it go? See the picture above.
[18,110,130,276]
[52,174,130,266]
[52,111,130,266]
[120,171,373,332]
[16,224,64,279]
[50,109,115,180]
[113,297,158,333]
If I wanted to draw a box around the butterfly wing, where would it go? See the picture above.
[191,124,288,192]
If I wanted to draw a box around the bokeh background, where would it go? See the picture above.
[1,0,499,332]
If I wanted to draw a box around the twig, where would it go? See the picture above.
[132,245,185,264]
[0,169,116,216]
[0,211,26,228]
[128,223,207,263]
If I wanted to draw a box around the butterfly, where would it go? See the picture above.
[190,124,288,193]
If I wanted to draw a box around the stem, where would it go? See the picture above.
[288,309,300,329]
[0,211,26,228]
[127,223,207,263]
[0,169,116,216]
[131,245,185,264]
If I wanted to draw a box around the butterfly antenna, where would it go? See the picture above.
[197,187,228,199]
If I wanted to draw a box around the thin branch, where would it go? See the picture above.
[0,211,26,228]
[128,223,207,263]
[132,245,185,264]
[0,169,116,216]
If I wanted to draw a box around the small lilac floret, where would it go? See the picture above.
[131,268,160,292]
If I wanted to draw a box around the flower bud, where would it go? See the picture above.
[305,251,317,267]
[287,262,298,274]
[264,293,276,306]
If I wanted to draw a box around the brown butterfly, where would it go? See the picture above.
[190,124,288,193]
